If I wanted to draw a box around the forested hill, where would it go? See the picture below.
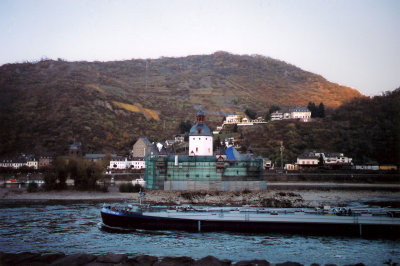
[0,52,362,155]
[242,89,400,165]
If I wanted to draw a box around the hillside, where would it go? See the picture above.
[0,52,362,155]
[241,89,400,165]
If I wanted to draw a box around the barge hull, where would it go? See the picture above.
[101,209,400,238]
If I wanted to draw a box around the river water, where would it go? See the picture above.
[0,201,399,265]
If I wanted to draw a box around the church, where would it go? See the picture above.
[145,107,266,191]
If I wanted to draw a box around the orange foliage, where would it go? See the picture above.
[112,101,140,112]
[86,84,105,94]
[112,101,160,121]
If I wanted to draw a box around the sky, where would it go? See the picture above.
[0,0,399,96]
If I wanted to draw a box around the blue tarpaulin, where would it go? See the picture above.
[225,146,242,161]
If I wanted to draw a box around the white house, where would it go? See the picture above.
[271,107,311,122]
[128,158,146,169]
[285,164,299,170]
[323,153,352,165]
[296,151,352,168]
[0,159,13,168]
[27,159,38,169]
[253,117,267,123]
[290,107,312,122]
[225,114,242,124]
[109,157,128,170]
[174,134,185,143]
[237,117,254,126]
[109,156,146,170]
[271,110,291,121]
[297,152,320,166]
[270,111,283,121]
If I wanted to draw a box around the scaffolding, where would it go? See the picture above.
[145,155,265,191]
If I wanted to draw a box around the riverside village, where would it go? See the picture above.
[0,105,398,191]
[1,105,397,191]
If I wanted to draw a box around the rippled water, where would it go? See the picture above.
[0,201,399,265]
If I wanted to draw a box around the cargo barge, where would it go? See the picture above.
[101,205,400,238]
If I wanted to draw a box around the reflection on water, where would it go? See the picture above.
[0,201,399,265]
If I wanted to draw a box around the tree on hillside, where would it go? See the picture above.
[233,124,238,133]
[317,102,325,118]
[307,102,317,118]
[245,108,257,120]
[179,120,192,134]
[308,102,325,118]
[269,105,281,114]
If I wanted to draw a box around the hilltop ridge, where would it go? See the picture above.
[0,52,363,155]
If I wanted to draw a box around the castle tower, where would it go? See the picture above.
[189,106,213,156]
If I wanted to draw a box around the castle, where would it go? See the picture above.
[145,107,266,191]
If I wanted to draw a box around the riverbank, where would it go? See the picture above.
[1,183,400,207]
[0,252,371,266]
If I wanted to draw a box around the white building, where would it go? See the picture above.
[271,110,291,121]
[323,153,352,165]
[109,157,146,170]
[0,155,38,169]
[27,159,38,169]
[174,134,185,143]
[290,107,312,122]
[270,107,311,122]
[297,152,320,166]
[109,157,128,170]
[296,151,352,168]
[189,107,213,156]
[0,159,13,168]
[225,114,242,124]
[270,111,283,121]
[128,158,146,169]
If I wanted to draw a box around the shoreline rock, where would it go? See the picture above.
[1,186,400,208]
[0,252,370,266]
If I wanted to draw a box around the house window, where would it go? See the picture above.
[186,174,189,177]
[193,138,195,140]
[206,138,207,140]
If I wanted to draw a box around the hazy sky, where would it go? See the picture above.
[0,0,399,96]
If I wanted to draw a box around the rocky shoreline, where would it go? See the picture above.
[0,252,369,266]
[2,186,400,208]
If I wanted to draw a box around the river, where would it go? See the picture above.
[0,201,399,265]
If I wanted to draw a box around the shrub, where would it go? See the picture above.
[27,182,38,193]
[132,183,142,192]
[119,183,142,193]
[242,188,251,194]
